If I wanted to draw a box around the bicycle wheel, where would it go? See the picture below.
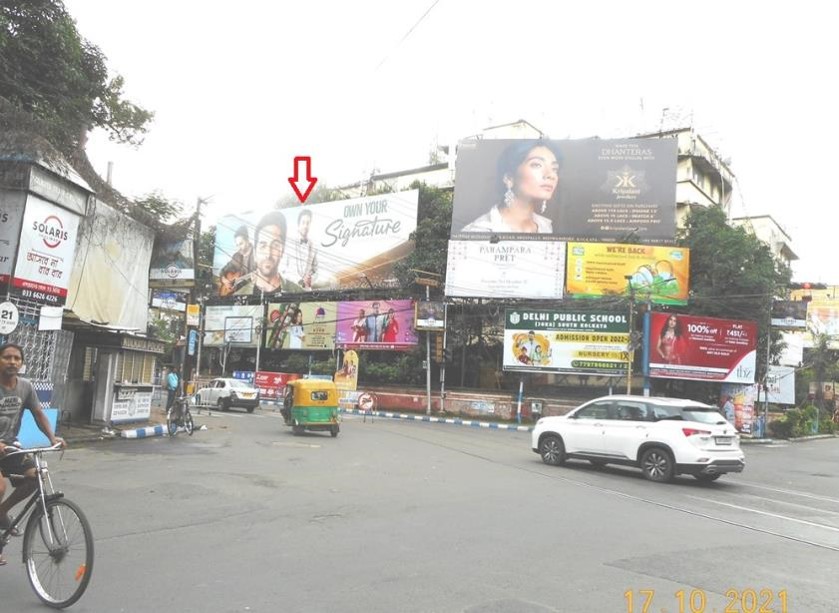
[166,409,178,436]
[23,497,94,609]
[184,409,195,436]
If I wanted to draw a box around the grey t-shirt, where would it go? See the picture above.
[0,378,41,443]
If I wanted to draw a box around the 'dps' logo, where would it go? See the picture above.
[33,215,68,249]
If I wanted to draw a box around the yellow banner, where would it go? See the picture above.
[566,242,690,305]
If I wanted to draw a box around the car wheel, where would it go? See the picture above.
[539,434,566,466]
[217,398,229,412]
[694,473,722,483]
[640,447,674,483]
[246,405,256,413]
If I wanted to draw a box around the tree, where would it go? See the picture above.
[392,181,453,287]
[661,204,792,399]
[0,0,153,155]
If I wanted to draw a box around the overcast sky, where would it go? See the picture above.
[64,0,834,282]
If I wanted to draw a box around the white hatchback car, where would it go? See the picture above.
[531,395,745,483]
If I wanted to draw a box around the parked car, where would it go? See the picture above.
[531,395,745,483]
[196,378,260,412]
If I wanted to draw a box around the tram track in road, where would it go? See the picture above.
[375,419,839,553]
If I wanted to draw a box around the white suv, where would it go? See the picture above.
[531,395,745,483]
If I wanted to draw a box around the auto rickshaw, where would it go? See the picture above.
[281,379,340,437]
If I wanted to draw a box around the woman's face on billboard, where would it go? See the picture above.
[509,146,559,203]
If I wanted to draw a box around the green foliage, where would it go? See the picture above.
[361,352,424,386]
[392,181,453,288]
[0,0,153,155]
[194,225,217,301]
[819,417,837,435]
[134,191,184,223]
[769,405,822,438]
[679,205,791,382]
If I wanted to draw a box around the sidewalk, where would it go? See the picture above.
[56,407,169,445]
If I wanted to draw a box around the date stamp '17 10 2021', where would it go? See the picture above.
[624,589,789,613]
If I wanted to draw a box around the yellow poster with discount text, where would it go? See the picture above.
[565,242,690,305]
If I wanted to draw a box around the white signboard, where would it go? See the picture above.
[779,332,804,366]
[445,240,566,299]
[110,390,153,423]
[38,305,63,331]
[203,304,262,346]
[12,194,81,305]
[0,190,26,284]
[758,365,796,405]
[0,301,20,335]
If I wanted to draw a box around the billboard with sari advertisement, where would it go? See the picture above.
[335,299,418,350]
[649,313,758,384]
[264,302,338,351]
[565,242,689,305]
[502,308,630,375]
[450,138,678,243]
[720,383,757,434]
[212,190,418,297]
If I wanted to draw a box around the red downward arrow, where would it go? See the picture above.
[288,156,318,203]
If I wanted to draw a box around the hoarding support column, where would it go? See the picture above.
[440,314,447,414]
[642,309,651,397]
[625,275,636,395]
[425,285,432,415]
[517,378,524,425]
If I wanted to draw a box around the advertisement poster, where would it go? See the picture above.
[203,304,262,347]
[415,301,447,332]
[254,371,301,401]
[806,300,839,336]
[12,194,81,306]
[335,299,418,350]
[111,388,153,423]
[264,302,338,350]
[720,383,757,434]
[649,313,758,383]
[149,238,195,286]
[450,138,677,243]
[757,365,796,405]
[0,190,26,285]
[445,240,565,299]
[503,309,630,375]
[150,290,187,312]
[186,304,201,327]
[565,242,689,305]
[770,300,808,329]
[334,350,359,391]
[212,190,418,296]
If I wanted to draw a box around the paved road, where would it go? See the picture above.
[2,408,836,612]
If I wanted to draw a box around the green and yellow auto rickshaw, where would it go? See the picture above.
[281,379,340,437]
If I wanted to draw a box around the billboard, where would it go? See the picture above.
[757,365,796,405]
[264,302,338,351]
[149,238,194,286]
[779,331,803,366]
[150,290,187,312]
[720,383,757,434]
[212,190,418,297]
[415,301,446,332]
[565,242,689,305]
[0,190,26,286]
[203,304,263,347]
[648,313,758,384]
[335,299,418,350]
[450,138,677,243]
[334,350,359,391]
[445,240,565,299]
[503,309,630,375]
[12,194,81,306]
[770,300,807,329]
[254,371,301,401]
[806,300,839,336]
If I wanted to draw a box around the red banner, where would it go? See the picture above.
[648,313,758,384]
[254,371,301,401]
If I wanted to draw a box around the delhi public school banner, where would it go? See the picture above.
[264,302,338,351]
[503,309,630,375]
[648,312,758,384]
[565,242,689,305]
[11,194,81,306]
[335,299,418,351]
[445,240,565,299]
[450,138,677,243]
[212,190,418,296]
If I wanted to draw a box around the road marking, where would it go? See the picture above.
[734,481,839,505]
[685,495,839,533]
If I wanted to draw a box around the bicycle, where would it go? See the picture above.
[167,395,195,437]
[0,443,94,608]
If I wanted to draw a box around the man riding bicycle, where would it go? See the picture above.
[0,343,66,566]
